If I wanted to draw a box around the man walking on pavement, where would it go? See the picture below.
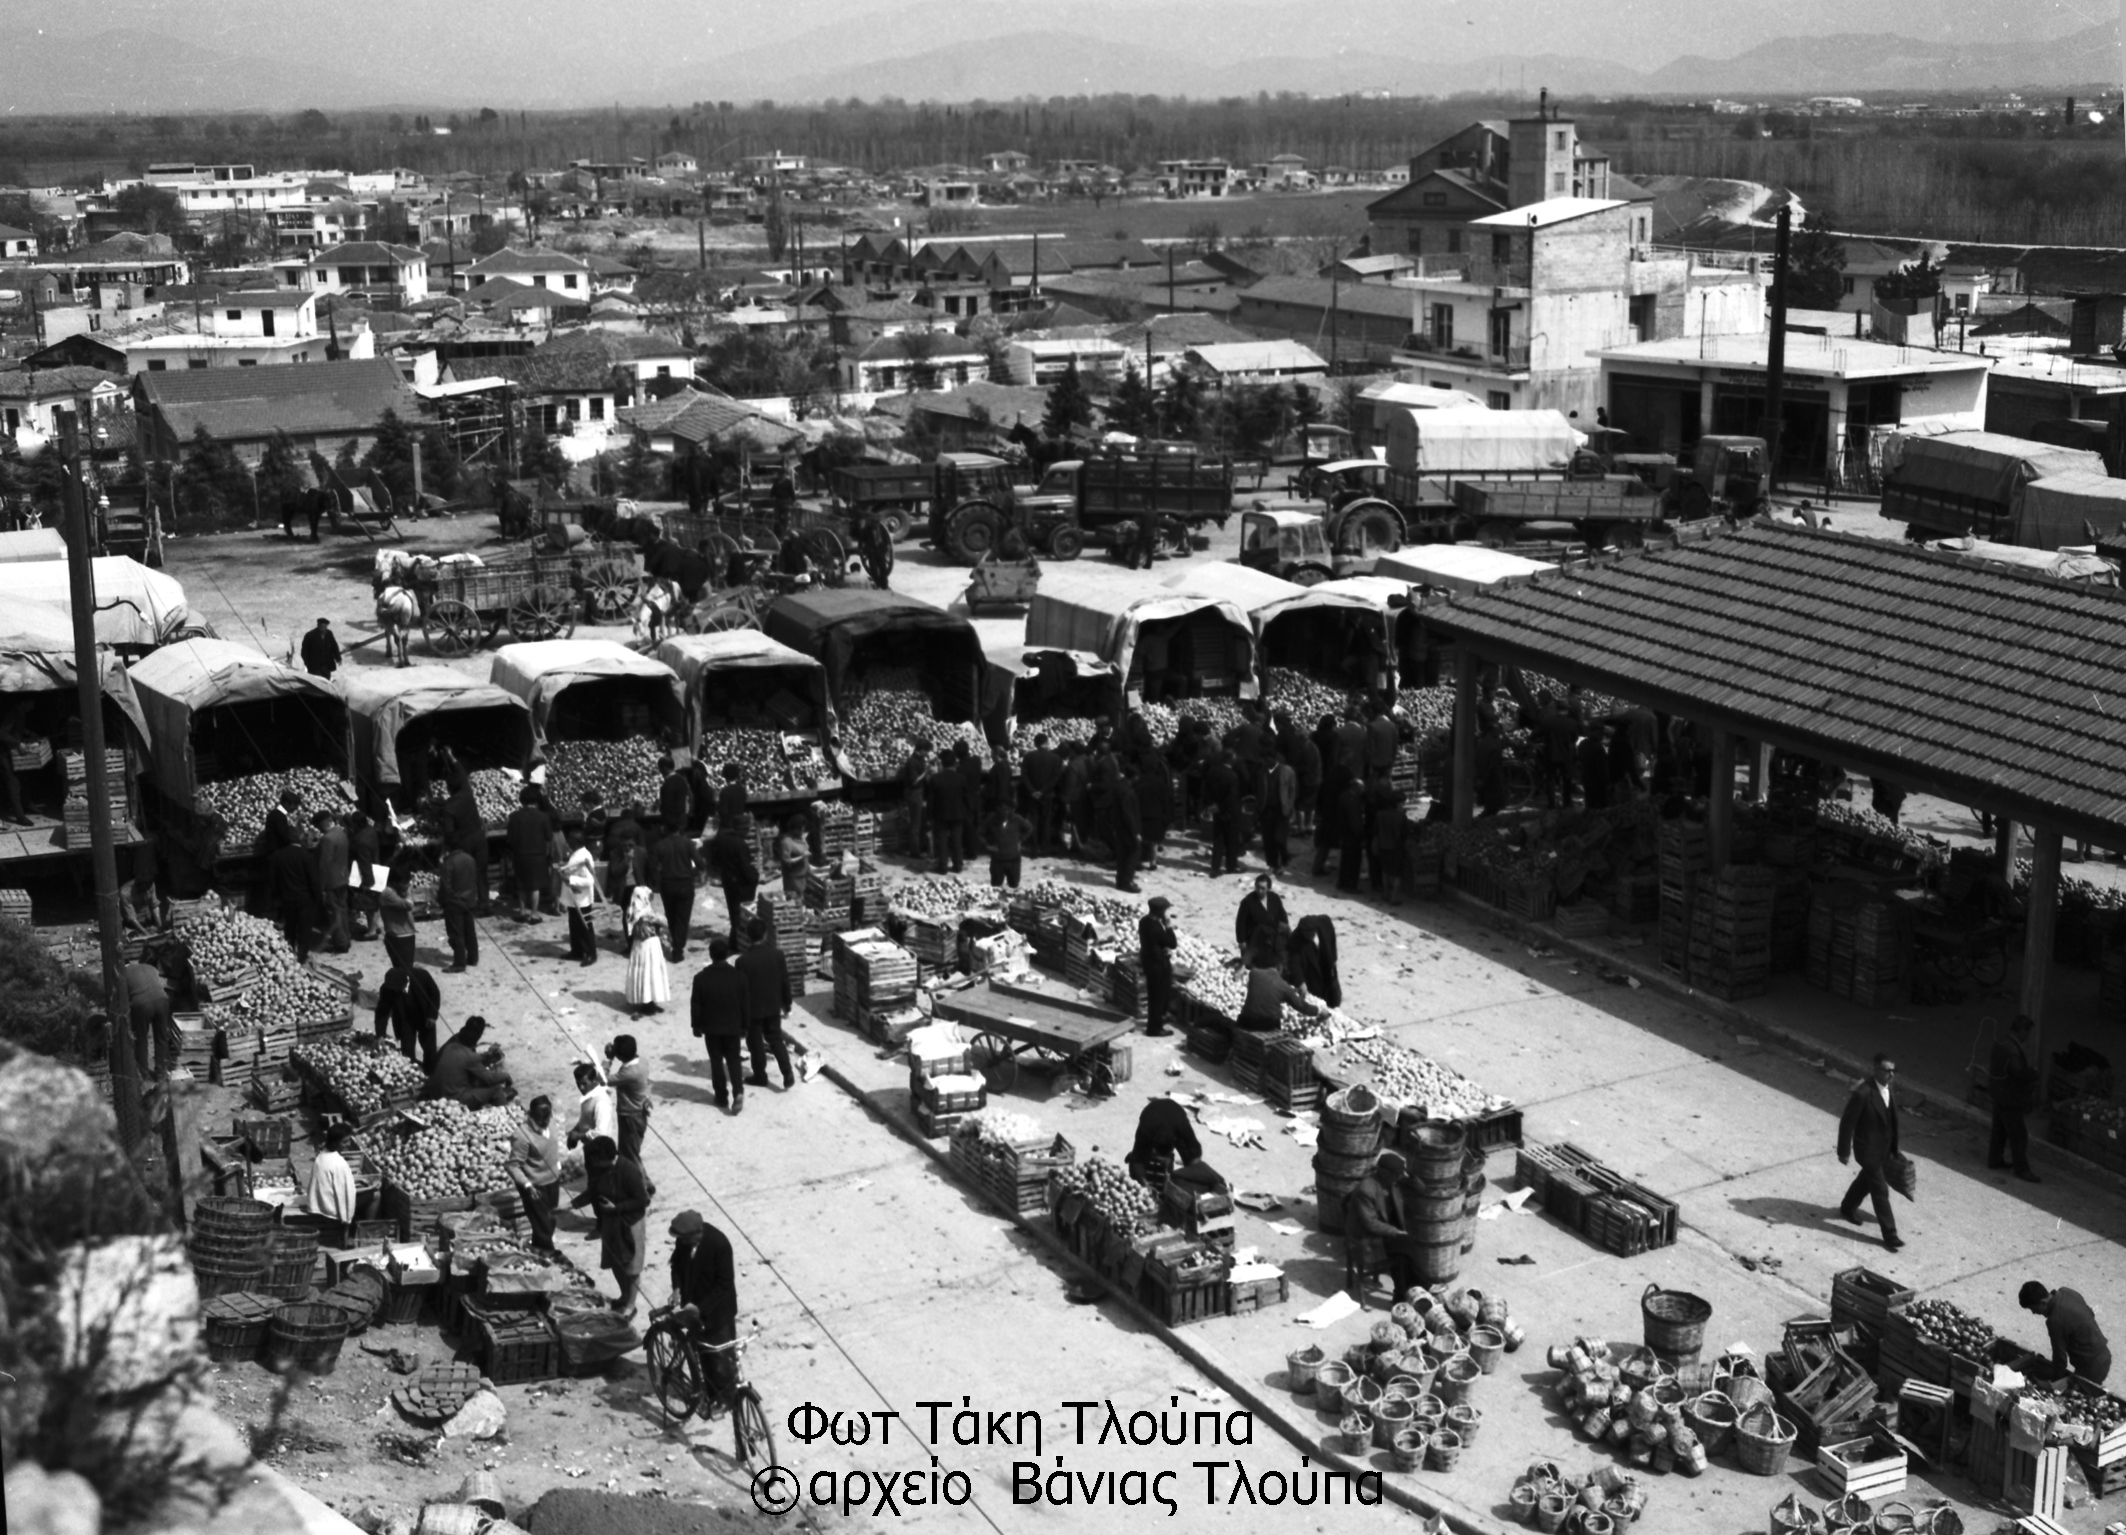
[299,617,341,680]
[736,917,796,1090]
[1836,1053,1905,1253]
[691,937,753,1114]
[1988,1014,2043,1182]
[2019,1280,2112,1385]
[650,818,701,958]
[375,961,442,1068]
[1139,896,1178,1037]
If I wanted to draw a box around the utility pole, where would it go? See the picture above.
[55,410,141,1148]
[1764,204,1790,495]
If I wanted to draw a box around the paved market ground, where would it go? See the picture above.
[133,508,2126,1533]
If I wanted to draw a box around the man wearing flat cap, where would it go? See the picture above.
[663,1208,739,1398]
[1344,1149,1420,1303]
[1138,896,1178,1037]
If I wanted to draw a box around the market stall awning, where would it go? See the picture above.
[1421,520,2126,845]
[1372,545,1555,594]
[339,664,534,787]
[0,555,191,650]
[489,639,684,741]
[0,632,150,747]
[0,529,67,564]
[761,588,981,690]
[129,637,346,802]
[982,640,1119,721]
[655,632,832,768]
[1159,561,1308,617]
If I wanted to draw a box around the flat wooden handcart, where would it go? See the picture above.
[930,975,1131,1096]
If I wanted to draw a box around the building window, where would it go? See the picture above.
[188,360,208,369]
[1406,228,1423,254]
[1554,131,1567,151]
[656,365,671,378]
[1447,229,1462,254]
[1842,277,1855,296]
[147,360,168,371]
[261,310,275,337]
[1488,390,1512,410]
[226,308,241,321]
[1488,309,1512,356]
[1429,304,1454,350]
[1492,233,1513,264]
[564,398,582,422]
[879,367,896,390]
[1421,192,1447,208]
[564,275,579,290]
[589,397,605,421]
[238,358,258,367]
[1552,171,1566,193]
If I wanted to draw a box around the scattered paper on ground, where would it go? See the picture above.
[1298,1292,1362,1329]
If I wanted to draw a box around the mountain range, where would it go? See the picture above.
[0,0,2110,112]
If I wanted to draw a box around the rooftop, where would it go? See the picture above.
[1423,521,2126,844]
[1469,197,1628,230]
[1596,332,1994,381]
[312,241,425,266]
[134,356,417,442]
[0,365,125,401]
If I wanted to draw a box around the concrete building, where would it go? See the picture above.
[458,248,592,298]
[838,331,986,394]
[135,163,312,215]
[0,223,36,260]
[1596,332,1992,482]
[119,290,338,372]
[1365,108,1635,260]
[304,242,429,302]
[1157,160,1231,198]
[1233,276,1423,365]
[1386,197,1730,416]
[0,366,128,442]
[1002,330,1127,386]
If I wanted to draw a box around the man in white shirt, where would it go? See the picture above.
[308,1125,359,1246]
[560,825,600,967]
[568,1061,618,1151]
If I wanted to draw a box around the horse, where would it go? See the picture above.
[642,537,715,602]
[374,584,417,666]
[632,577,682,645]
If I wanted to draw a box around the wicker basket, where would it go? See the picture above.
[201,1291,277,1364]
[1315,1359,1355,1414]
[1642,1282,1712,1361]
[1724,1373,1776,1416]
[1468,1324,1506,1373]
[1685,1389,1738,1457]
[262,1301,351,1377]
[1446,1401,1482,1446]
[1390,1427,1426,1471]
[1426,1427,1463,1472]
[1734,1408,1797,1477]
[1287,1344,1326,1395]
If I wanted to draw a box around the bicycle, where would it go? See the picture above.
[642,1310,776,1467]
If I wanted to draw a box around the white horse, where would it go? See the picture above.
[374,585,417,667]
[632,577,681,645]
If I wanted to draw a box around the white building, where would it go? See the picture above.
[458,248,592,298]
[304,242,430,302]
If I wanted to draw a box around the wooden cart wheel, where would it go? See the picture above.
[696,602,759,633]
[424,598,482,656]
[967,1033,1019,1096]
[583,564,641,622]
[508,588,575,642]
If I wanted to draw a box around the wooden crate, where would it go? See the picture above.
[2004,1443,2070,1521]
[1467,1105,1524,1151]
[1831,1267,1915,1332]
[1816,1431,1908,1502]
[2073,1446,2126,1498]
[1138,1270,1229,1327]
[1227,1271,1289,1316]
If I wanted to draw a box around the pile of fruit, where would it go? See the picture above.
[882,874,1009,923]
[1008,716,1105,759]
[543,737,664,815]
[2019,863,2126,922]
[368,1100,517,1201]
[421,768,520,832]
[700,727,790,794]
[1013,878,1146,932]
[2023,1380,2126,1437]
[1053,1154,1157,1233]
[1263,667,1354,729]
[293,1037,424,1119]
[1817,801,1945,870]
[196,767,349,849]
[1177,697,1249,740]
[839,668,991,781]
[1322,1033,1512,1120]
[957,1107,1046,1155]
[1394,685,1458,743]
[177,906,347,1026]
[1902,1298,1996,1358]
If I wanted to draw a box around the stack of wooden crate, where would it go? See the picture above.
[1689,865,1775,999]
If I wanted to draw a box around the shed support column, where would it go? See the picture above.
[1747,740,1771,801]
[2019,826,2062,1055]
[1451,648,1477,827]
[1993,819,2015,880]
[1707,728,1735,871]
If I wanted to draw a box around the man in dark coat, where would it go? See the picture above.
[1235,873,1288,958]
[1988,1014,2042,1182]
[1111,770,1143,893]
[506,787,555,918]
[1139,896,1178,1037]
[123,956,176,1077]
[438,844,480,970]
[258,789,302,869]
[1836,1053,1905,1252]
[428,1016,514,1106]
[716,762,748,828]
[735,917,795,1089]
[299,618,341,679]
[1313,752,1350,875]
[657,756,692,834]
[444,772,490,915]
[1135,751,1173,868]
[928,752,968,873]
[665,1209,739,1393]
[690,938,753,1114]
[1334,772,1369,893]
[267,839,324,961]
[375,962,442,1068]
[1059,745,1091,856]
[313,810,352,953]
[1021,733,1065,854]
[701,817,757,940]
[1203,749,1242,877]
[1344,1149,1420,1297]
[649,820,701,957]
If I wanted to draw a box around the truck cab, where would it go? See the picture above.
[1239,507,1336,585]
[1675,435,1769,520]
[1293,457,1386,508]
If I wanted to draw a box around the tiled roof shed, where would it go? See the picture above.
[1420,519,2126,845]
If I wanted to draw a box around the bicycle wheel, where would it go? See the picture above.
[1971,942,2007,988]
[1932,944,1972,981]
[734,1385,777,1467]
[645,1325,704,1423]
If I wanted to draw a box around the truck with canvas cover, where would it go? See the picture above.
[1025,586,1256,706]
[1880,430,2108,544]
[655,631,841,803]
[341,666,535,812]
[1335,409,1591,541]
[1986,469,2126,550]
[938,450,1233,565]
[1453,473,1665,546]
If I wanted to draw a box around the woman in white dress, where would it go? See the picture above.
[624,884,670,1014]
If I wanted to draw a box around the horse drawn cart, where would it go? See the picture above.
[413,552,580,655]
[313,454,402,539]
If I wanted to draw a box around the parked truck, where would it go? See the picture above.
[937,450,1233,565]
[1880,430,2109,545]
[829,453,1022,544]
